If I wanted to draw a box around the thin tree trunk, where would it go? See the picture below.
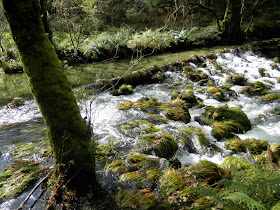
[1,0,96,192]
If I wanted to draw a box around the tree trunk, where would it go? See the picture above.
[222,0,243,41]
[1,0,96,192]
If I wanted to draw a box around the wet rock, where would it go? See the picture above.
[137,133,178,158]
[228,73,248,86]
[161,99,191,123]
[261,93,280,101]
[225,138,269,155]
[111,84,133,96]
[120,120,161,138]
[199,105,251,140]
[241,81,268,96]
[7,97,25,108]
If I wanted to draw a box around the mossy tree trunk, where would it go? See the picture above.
[222,0,243,41]
[1,0,96,192]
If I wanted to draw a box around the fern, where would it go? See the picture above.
[222,192,265,210]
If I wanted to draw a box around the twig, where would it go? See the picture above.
[17,169,53,210]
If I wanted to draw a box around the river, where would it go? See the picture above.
[0,45,280,208]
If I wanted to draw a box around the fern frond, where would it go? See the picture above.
[222,192,265,210]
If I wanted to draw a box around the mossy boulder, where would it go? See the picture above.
[117,97,161,111]
[171,90,180,100]
[178,88,198,107]
[261,93,280,101]
[180,160,230,185]
[212,121,243,140]
[120,120,161,137]
[221,157,253,171]
[183,67,208,82]
[243,138,269,155]
[228,74,248,86]
[199,105,251,140]
[225,138,244,152]
[241,81,268,96]
[111,84,133,96]
[137,133,178,158]
[118,98,190,123]
[270,143,280,163]
[7,97,25,108]
[225,138,269,155]
[160,99,191,123]
[206,86,227,101]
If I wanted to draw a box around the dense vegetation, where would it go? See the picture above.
[0,0,279,70]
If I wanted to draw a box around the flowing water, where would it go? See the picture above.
[1,45,280,208]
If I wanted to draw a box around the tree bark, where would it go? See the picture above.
[1,0,96,192]
[222,0,243,41]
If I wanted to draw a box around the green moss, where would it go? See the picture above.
[179,87,197,107]
[105,160,127,173]
[273,57,280,63]
[146,113,171,124]
[0,161,44,202]
[241,81,268,96]
[221,157,253,171]
[120,120,161,137]
[228,74,248,85]
[160,99,191,123]
[116,189,157,209]
[225,138,244,152]
[261,93,280,101]
[111,84,133,96]
[243,138,269,155]
[201,105,251,134]
[171,90,180,100]
[221,83,233,90]
[137,133,178,158]
[7,97,25,108]
[212,120,243,140]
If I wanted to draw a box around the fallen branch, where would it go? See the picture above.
[17,169,53,210]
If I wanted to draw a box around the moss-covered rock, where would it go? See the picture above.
[228,73,248,86]
[120,120,161,137]
[137,133,178,158]
[7,97,25,108]
[111,84,133,96]
[171,90,180,100]
[261,93,280,101]
[221,157,253,171]
[273,57,280,63]
[117,97,161,111]
[178,88,198,107]
[243,138,269,155]
[161,99,191,123]
[225,138,269,155]
[206,86,227,101]
[241,81,268,96]
[270,143,280,163]
[212,120,243,140]
[199,105,251,137]
[225,138,244,152]
[180,160,230,185]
